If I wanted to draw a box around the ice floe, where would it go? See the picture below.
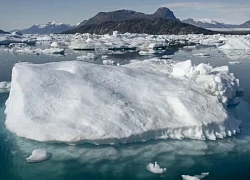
[146,162,166,174]
[4,59,241,144]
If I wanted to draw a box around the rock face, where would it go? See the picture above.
[84,7,179,26]
[64,18,216,35]
[17,21,73,34]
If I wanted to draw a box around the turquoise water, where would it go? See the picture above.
[1,47,250,179]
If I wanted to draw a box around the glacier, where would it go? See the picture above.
[4,59,241,144]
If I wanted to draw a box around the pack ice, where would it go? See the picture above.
[5,60,241,144]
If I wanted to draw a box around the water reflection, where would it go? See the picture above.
[219,49,250,61]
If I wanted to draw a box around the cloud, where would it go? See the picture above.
[161,2,250,11]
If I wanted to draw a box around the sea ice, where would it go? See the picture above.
[26,148,51,163]
[4,60,241,144]
[146,162,166,174]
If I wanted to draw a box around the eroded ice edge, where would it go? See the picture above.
[4,57,242,144]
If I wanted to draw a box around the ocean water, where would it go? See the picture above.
[1,47,250,179]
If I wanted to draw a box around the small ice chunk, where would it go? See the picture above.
[193,53,210,57]
[172,60,192,78]
[182,172,209,180]
[51,42,60,48]
[0,81,10,93]
[41,48,65,55]
[146,162,166,174]
[76,53,95,60]
[103,60,116,65]
[229,61,241,65]
[161,55,173,59]
[26,148,51,163]
[101,55,109,59]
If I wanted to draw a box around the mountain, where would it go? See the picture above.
[182,18,250,29]
[0,29,10,34]
[182,18,228,28]
[18,21,73,34]
[64,18,216,35]
[240,20,250,28]
[83,7,179,26]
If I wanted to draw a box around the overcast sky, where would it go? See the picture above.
[1,0,250,30]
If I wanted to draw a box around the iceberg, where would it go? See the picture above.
[26,148,51,163]
[146,162,166,174]
[5,60,241,144]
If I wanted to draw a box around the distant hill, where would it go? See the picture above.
[16,21,73,34]
[64,18,216,35]
[0,29,10,34]
[240,20,250,28]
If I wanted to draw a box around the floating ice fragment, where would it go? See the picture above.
[0,81,10,93]
[182,172,209,180]
[103,60,116,65]
[193,53,210,57]
[146,162,166,174]
[26,149,51,163]
[229,61,241,65]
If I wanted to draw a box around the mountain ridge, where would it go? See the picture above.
[64,17,216,35]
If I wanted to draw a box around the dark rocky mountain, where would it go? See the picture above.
[64,18,216,35]
[0,29,10,34]
[84,7,179,26]
[17,21,73,34]
[182,18,228,28]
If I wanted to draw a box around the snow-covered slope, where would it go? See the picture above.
[182,18,228,28]
[17,21,73,34]
[5,59,241,144]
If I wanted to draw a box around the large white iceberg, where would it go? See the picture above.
[5,60,241,144]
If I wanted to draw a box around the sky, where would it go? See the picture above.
[1,0,250,30]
